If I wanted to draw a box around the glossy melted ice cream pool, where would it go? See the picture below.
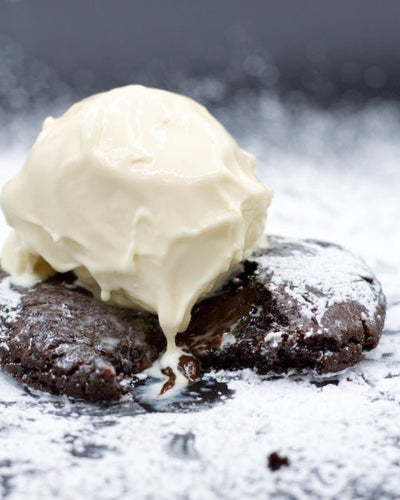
[1,85,272,389]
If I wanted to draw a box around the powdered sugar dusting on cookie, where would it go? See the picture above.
[254,237,381,330]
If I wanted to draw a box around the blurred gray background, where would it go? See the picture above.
[1,0,400,112]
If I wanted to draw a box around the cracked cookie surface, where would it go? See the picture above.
[179,236,386,374]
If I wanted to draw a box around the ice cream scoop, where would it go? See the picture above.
[1,85,272,378]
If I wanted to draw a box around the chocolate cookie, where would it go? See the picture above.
[179,236,386,374]
[0,272,165,401]
[0,236,386,401]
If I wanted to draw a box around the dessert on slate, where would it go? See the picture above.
[0,85,386,401]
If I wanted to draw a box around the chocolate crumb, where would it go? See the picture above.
[267,452,290,471]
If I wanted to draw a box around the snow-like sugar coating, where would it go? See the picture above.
[254,238,382,329]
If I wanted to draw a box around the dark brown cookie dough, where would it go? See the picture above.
[0,236,386,401]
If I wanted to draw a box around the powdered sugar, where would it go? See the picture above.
[254,237,381,328]
[0,89,399,499]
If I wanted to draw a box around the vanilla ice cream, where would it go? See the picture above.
[1,85,271,370]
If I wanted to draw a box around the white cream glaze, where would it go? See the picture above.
[1,84,271,365]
